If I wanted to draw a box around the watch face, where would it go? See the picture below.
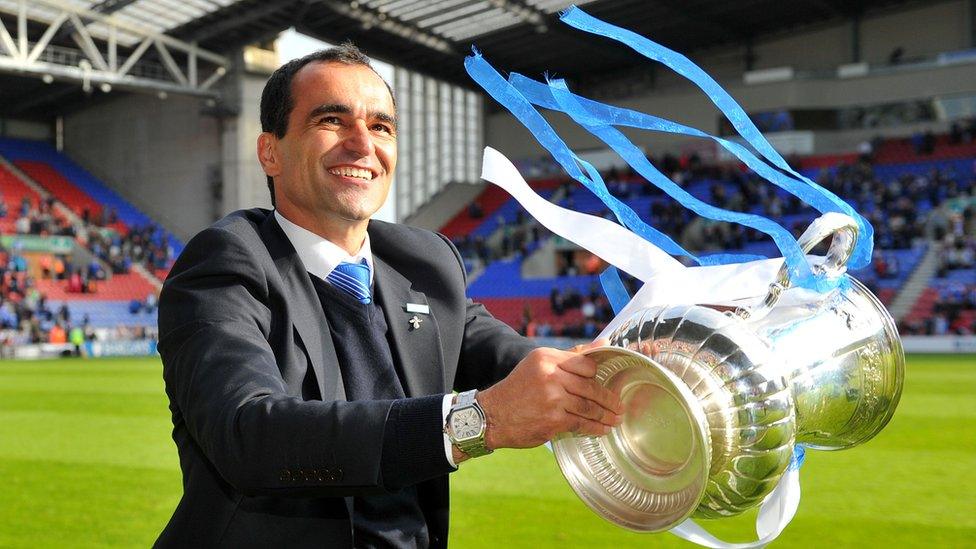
[450,407,483,440]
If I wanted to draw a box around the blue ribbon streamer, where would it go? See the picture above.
[789,444,806,471]
[510,75,847,226]
[544,77,817,287]
[559,6,874,276]
[599,266,630,314]
[464,51,697,265]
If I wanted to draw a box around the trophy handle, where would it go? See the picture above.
[737,213,859,321]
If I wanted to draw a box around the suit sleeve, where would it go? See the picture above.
[158,226,451,498]
[434,233,539,391]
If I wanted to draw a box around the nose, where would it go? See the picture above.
[342,120,374,157]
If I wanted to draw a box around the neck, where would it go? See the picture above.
[276,207,367,255]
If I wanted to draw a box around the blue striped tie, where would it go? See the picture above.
[326,259,372,304]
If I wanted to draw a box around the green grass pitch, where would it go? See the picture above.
[0,354,973,547]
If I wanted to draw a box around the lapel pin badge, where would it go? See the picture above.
[409,315,423,330]
[405,303,430,315]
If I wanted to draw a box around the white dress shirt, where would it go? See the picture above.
[274,210,458,468]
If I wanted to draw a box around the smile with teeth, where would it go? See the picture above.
[328,166,375,180]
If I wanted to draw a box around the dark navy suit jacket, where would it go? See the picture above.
[154,208,534,548]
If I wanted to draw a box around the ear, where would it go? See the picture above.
[257,132,282,178]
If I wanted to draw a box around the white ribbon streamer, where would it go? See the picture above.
[481,147,802,548]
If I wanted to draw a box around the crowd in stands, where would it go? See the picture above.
[0,243,158,355]
[85,221,173,274]
[460,129,976,338]
[453,210,550,269]
[2,194,76,237]
[2,191,173,282]
[903,210,976,335]
[0,188,167,350]
[0,241,93,351]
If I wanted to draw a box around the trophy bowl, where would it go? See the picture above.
[553,214,905,530]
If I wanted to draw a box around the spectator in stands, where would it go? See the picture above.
[858,139,874,162]
[887,46,904,65]
[67,271,83,293]
[56,302,69,324]
[86,260,99,281]
[48,322,66,344]
[50,255,62,280]
[39,256,52,279]
[950,121,964,145]
[68,325,85,356]
[14,214,29,234]
[550,287,565,315]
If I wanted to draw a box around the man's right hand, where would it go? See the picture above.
[476,342,623,451]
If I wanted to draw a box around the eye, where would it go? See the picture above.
[371,123,394,135]
[318,116,342,125]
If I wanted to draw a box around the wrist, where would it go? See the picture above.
[452,445,470,464]
[476,388,499,452]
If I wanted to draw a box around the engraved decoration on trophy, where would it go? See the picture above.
[551,213,905,532]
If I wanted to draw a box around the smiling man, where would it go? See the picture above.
[154,44,621,549]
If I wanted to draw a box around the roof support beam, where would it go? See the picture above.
[0,13,20,58]
[0,0,229,98]
[17,0,27,59]
[26,13,68,64]
[69,13,109,71]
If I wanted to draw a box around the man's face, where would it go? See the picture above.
[264,61,396,232]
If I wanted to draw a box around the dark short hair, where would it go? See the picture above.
[259,42,394,207]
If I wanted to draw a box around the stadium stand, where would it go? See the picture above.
[0,138,184,257]
[453,130,976,338]
[0,139,173,347]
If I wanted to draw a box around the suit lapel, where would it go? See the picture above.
[259,215,344,401]
[373,255,446,397]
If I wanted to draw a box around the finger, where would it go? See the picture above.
[555,354,600,378]
[565,395,620,427]
[565,377,624,417]
[569,337,610,354]
[565,416,612,438]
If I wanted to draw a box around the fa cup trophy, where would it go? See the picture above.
[552,213,905,531]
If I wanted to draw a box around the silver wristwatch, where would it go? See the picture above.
[444,390,492,458]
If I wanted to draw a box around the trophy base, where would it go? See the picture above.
[552,347,712,532]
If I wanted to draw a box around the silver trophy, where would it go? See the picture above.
[552,213,905,532]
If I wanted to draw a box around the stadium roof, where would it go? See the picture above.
[0,0,240,47]
[168,0,940,87]
[0,0,949,118]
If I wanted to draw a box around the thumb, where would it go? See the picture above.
[570,337,611,354]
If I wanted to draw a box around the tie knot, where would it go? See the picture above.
[327,260,372,304]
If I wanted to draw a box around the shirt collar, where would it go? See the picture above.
[274,210,374,284]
